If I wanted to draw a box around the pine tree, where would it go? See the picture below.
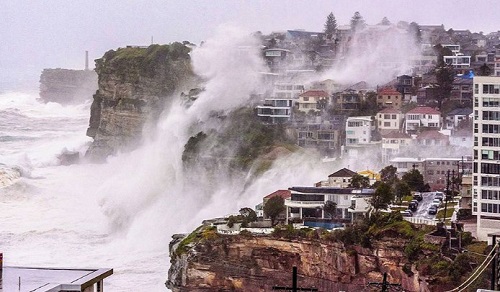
[324,12,337,40]
[350,11,366,32]
[379,16,391,26]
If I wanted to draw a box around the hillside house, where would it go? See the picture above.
[445,108,473,130]
[297,90,329,113]
[377,87,402,109]
[405,106,441,134]
[256,97,293,124]
[376,108,404,134]
[381,131,413,163]
[416,130,450,146]
[346,116,374,146]
[334,89,362,112]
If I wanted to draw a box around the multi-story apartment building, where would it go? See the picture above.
[376,87,403,109]
[296,118,344,157]
[345,116,374,146]
[381,132,412,164]
[472,76,500,242]
[256,98,293,124]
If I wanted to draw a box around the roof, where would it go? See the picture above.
[358,170,381,180]
[328,168,357,178]
[378,87,401,95]
[299,90,329,98]
[289,186,375,194]
[406,106,441,115]
[416,130,449,140]
[2,266,113,292]
[378,108,402,114]
[447,108,472,116]
[264,189,291,200]
[382,131,411,139]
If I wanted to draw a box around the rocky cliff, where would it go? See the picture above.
[85,43,193,160]
[166,230,429,291]
[39,68,97,104]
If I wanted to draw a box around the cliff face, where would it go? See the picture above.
[85,44,193,160]
[39,68,98,104]
[167,235,429,292]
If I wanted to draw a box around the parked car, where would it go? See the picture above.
[435,192,444,201]
[431,199,441,208]
[409,202,418,212]
[401,210,413,217]
[411,199,419,206]
[428,205,438,215]
[413,193,423,201]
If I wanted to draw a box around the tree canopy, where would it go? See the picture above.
[478,63,492,76]
[323,200,337,219]
[264,196,285,226]
[350,11,366,32]
[379,17,391,26]
[370,182,393,211]
[324,12,337,40]
[401,169,429,192]
[349,174,370,188]
[380,165,398,186]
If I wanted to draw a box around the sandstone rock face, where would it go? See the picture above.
[85,44,193,160]
[39,68,97,104]
[167,235,430,292]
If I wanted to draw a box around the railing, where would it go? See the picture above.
[403,217,438,226]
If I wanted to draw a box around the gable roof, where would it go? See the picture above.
[299,90,329,98]
[416,130,448,140]
[378,87,401,95]
[406,106,441,115]
[447,108,473,116]
[264,190,291,200]
[328,168,357,178]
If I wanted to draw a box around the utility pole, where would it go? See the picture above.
[272,267,318,292]
[442,170,451,223]
[491,235,500,291]
[367,272,402,291]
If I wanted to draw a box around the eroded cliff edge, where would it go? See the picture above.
[166,213,488,292]
[85,43,193,160]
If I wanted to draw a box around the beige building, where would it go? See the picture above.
[297,90,329,113]
[376,108,404,134]
[377,87,403,109]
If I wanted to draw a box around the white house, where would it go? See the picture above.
[405,106,441,134]
[345,116,374,145]
[381,131,413,163]
[285,186,375,224]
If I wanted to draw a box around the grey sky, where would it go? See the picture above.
[1,0,499,84]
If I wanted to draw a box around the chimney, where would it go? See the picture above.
[85,51,89,71]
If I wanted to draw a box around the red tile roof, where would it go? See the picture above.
[378,108,402,114]
[264,190,291,200]
[299,90,329,97]
[416,130,448,140]
[378,87,401,95]
[406,106,441,115]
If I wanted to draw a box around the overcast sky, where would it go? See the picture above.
[1,0,499,85]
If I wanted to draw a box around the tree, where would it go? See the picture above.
[264,196,285,226]
[239,207,257,223]
[350,11,366,32]
[323,200,337,219]
[379,17,391,26]
[324,12,337,40]
[394,181,411,204]
[380,165,398,186]
[358,91,379,116]
[349,174,370,188]
[370,182,393,211]
[478,63,492,76]
[408,22,422,44]
[433,44,455,111]
[401,169,429,192]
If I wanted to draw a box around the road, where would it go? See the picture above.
[412,192,439,220]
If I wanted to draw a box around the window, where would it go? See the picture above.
[474,84,479,94]
[384,114,390,119]
[482,84,500,94]
[384,122,391,127]
[392,114,396,119]
[303,96,309,101]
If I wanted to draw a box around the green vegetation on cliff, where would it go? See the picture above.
[182,107,298,172]
[96,43,192,84]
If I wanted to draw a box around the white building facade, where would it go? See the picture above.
[345,116,373,145]
[472,76,500,243]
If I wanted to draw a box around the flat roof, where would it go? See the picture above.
[3,266,113,292]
